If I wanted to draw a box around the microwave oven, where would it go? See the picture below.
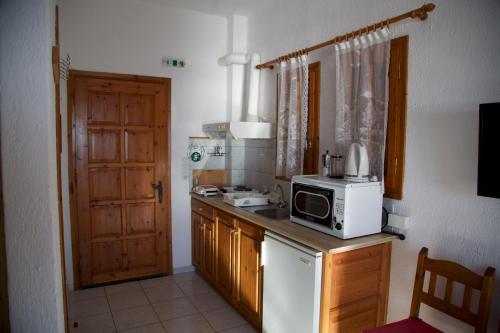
[290,175,383,239]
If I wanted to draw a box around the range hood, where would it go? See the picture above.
[204,52,275,139]
[203,121,275,139]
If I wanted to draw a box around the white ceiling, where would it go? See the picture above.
[137,0,272,17]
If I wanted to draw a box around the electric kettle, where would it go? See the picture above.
[344,143,369,182]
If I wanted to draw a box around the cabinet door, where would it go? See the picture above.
[215,210,236,300]
[191,212,202,269]
[236,220,263,328]
[202,219,215,282]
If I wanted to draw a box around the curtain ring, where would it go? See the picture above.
[385,19,390,29]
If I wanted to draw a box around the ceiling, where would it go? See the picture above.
[137,0,272,17]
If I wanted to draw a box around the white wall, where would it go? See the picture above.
[59,0,228,284]
[247,0,500,331]
[0,0,65,332]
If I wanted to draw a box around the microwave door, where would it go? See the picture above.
[292,184,334,228]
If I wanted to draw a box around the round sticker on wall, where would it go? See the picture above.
[191,151,201,162]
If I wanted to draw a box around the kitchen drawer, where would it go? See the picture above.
[192,198,214,220]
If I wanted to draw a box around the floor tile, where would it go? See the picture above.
[152,298,198,321]
[219,324,257,333]
[162,314,214,333]
[69,312,116,333]
[172,271,198,283]
[203,306,247,332]
[139,276,175,289]
[118,323,165,333]
[108,290,149,312]
[177,278,212,296]
[144,284,184,304]
[69,297,110,319]
[105,281,142,295]
[188,291,228,312]
[112,305,159,331]
[69,287,105,302]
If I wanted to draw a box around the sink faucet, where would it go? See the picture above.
[274,183,288,209]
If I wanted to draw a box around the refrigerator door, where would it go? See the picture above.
[262,232,323,333]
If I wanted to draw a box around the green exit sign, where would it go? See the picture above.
[162,57,185,68]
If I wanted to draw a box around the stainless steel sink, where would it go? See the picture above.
[254,208,290,220]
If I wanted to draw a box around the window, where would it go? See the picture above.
[384,35,408,200]
[275,62,321,181]
[274,36,408,198]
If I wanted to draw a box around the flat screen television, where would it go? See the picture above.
[477,102,500,198]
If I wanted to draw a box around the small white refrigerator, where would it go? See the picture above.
[262,231,323,333]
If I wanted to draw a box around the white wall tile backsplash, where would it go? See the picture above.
[226,138,276,190]
[187,137,276,191]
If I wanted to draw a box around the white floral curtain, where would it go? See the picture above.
[276,55,309,178]
[335,27,391,181]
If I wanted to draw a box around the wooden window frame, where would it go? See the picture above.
[384,35,408,200]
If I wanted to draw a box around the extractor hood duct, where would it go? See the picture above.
[204,53,275,139]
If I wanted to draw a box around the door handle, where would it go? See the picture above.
[152,181,163,203]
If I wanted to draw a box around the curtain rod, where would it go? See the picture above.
[256,3,436,70]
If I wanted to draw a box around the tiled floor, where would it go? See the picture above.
[68,271,257,333]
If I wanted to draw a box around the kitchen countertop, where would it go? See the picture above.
[191,194,397,254]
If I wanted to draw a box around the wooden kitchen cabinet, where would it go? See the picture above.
[320,242,392,333]
[191,212,202,269]
[235,219,264,329]
[202,218,215,280]
[191,200,215,283]
[214,209,237,300]
[192,197,392,333]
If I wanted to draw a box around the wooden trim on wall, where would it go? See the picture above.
[384,35,408,200]
[0,143,10,333]
[52,5,68,332]
[67,70,173,289]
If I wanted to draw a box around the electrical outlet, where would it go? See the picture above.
[388,213,409,229]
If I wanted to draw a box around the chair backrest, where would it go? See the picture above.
[409,247,495,333]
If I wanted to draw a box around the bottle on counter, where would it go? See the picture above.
[322,150,332,177]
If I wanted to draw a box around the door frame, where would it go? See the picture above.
[67,69,173,288]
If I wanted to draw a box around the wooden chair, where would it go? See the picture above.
[364,247,496,333]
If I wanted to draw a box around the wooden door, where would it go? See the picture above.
[69,71,172,287]
[215,210,236,300]
[236,220,263,329]
[191,212,202,269]
[202,219,215,281]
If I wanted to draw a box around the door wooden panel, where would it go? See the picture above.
[90,205,122,238]
[127,237,156,269]
[126,203,155,234]
[88,130,121,162]
[125,167,155,199]
[236,220,263,327]
[124,94,154,126]
[89,168,121,201]
[92,241,123,274]
[215,210,236,300]
[69,71,171,287]
[88,92,120,125]
[125,129,154,162]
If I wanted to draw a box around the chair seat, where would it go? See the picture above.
[363,318,443,333]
